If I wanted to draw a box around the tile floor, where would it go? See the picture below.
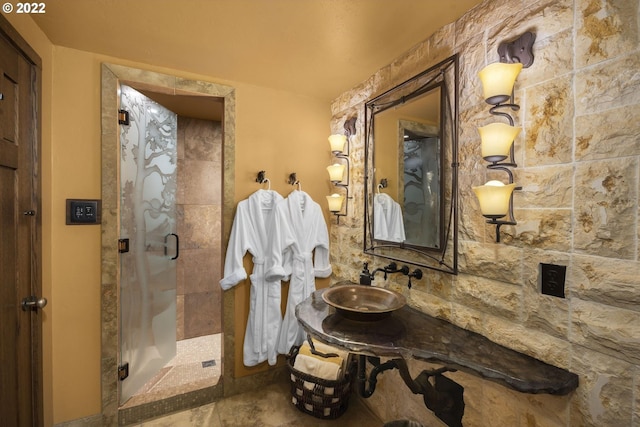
[122,334,222,409]
[131,376,385,426]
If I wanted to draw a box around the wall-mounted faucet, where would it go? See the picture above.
[360,261,422,288]
[378,262,410,279]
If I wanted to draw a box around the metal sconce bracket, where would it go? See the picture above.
[331,181,350,224]
[480,31,536,242]
[344,116,357,137]
[487,103,520,168]
[330,116,357,223]
[498,31,536,68]
[481,105,521,242]
[330,151,351,224]
[485,162,521,243]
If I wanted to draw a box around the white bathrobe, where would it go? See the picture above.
[220,189,283,366]
[374,193,406,243]
[266,190,332,355]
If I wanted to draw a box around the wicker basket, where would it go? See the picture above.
[286,345,353,419]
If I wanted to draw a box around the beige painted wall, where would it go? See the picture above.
[8,13,333,424]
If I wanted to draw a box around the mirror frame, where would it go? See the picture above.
[363,54,459,274]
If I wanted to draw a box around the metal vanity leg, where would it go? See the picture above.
[357,356,465,427]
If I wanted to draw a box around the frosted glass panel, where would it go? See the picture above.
[403,135,441,248]
[119,85,178,405]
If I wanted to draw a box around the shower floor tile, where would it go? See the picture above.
[121,334,222,409]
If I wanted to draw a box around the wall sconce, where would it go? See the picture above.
[474,31,535,242]
[327,163,346,182]
[478,62,523,106]
[329,134,347,153]
[326,117,356,223]
[326,193,345,212]
[478,122,521,165]
[473,180,517,219]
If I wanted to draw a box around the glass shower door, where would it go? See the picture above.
[118,84,178,404]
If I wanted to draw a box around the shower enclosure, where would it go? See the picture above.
[102,63,235,423]
[118,85,178,405]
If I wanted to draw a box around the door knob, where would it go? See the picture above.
[21,296,48,311]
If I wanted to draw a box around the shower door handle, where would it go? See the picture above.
[164,233,179,260]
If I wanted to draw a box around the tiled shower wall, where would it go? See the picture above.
[176,116,223,340]
[330,0,640,425]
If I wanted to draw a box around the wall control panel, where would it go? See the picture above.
[66,199,102,225]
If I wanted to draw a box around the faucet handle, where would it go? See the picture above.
[407,268,423,289]
[360,262,372,285]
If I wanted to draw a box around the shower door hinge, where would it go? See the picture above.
[118,238,129,253]
[118,363,129,381]
[118,109,130,125]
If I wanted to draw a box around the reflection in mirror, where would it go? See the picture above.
[399,101,442,249]
[364,55,458,274]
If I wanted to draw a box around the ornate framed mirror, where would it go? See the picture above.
[364,54,458,274]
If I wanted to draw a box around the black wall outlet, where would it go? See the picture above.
[540,263,566,298]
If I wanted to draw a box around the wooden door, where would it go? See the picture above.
[0,17,43,427]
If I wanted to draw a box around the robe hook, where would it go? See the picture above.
[256,170,270,189]
[288,172,302,191]
[377,178,388,194]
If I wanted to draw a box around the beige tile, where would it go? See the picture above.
[215,379,383,427]
[176,295,184,341]
[135,401,221,427]
[184,292,219,338]
[179,205,222,250]
[183,117,222,162]
[177,158,221,206]
[180,248,220,294]
[574,157,637,259]
[123,335,222,410]
[131,366,383,426]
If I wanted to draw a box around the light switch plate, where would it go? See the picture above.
[66,199,102,225]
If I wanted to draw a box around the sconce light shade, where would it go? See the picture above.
[326,193,345,212]
[472,180,516,219]
[327,163,345,182]
[478,123,521,163]
[328,134,347,153]
[478,62,523,105]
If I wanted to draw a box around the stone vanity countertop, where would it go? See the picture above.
[296,288,579,395]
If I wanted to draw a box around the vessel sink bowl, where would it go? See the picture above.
[322,284,406,321]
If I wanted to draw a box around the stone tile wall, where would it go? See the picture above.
[330,0,640,425]
[176,116,223,340]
